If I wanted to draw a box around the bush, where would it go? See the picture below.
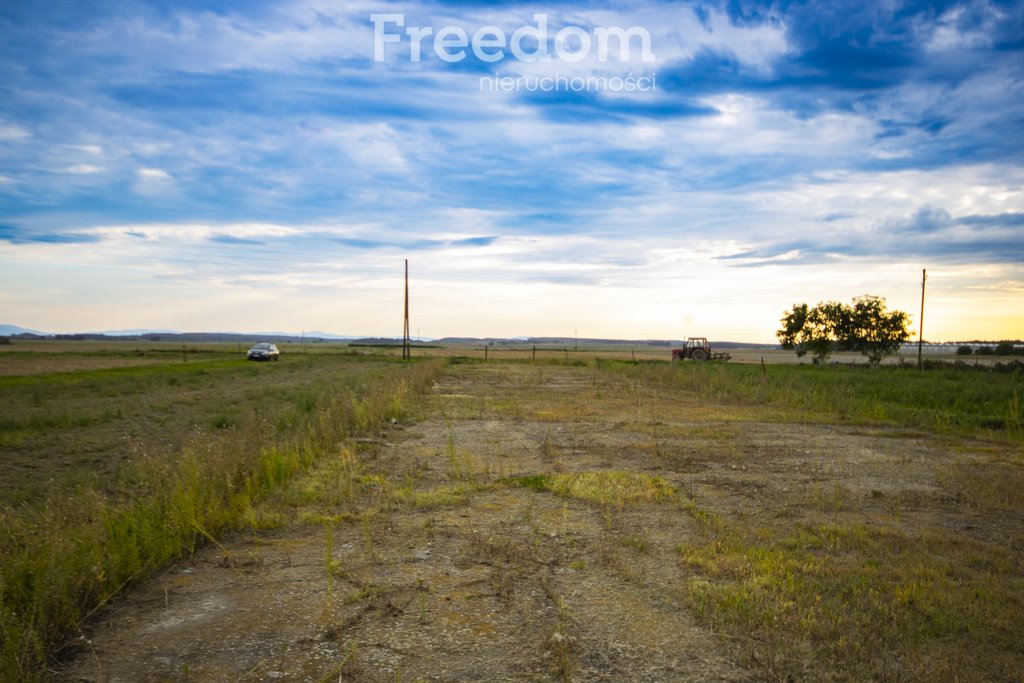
[0,336,10,345]
[956,345,973,356]
[995,341,1019,356]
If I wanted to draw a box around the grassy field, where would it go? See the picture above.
[0,346,443,680]
[3,342,1022,681]
[0,345,408,504]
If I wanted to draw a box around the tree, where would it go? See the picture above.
[777,301,842,364]
[995,341,1019,356]
[777,295,910,366]
[842,295,911,365]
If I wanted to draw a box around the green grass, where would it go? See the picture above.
[679,512,1023,681]
[607,360,1023,440]
[513,470,676,508]
[0,352,442,682]
[0,354,424,505]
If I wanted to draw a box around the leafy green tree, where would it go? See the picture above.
[778,301,841,364]
[842,295,911,365]
[777,295,910,366]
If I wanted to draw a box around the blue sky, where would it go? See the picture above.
[1,0,1022,341]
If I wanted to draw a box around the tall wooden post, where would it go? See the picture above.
[402,259,411,360]
[917,268,926,369]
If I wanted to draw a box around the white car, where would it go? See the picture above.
[246,342,280,361]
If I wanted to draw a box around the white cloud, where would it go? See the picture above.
[132,168,178,198]
[65,164,104,174]
[0,123,31,141]
[311,123,410,172]
[136,167,170,180]
[925,4,1001,52]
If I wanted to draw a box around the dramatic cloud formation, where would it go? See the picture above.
[1,1,1021,340]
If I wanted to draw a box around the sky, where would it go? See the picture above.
[0,0,1022,342]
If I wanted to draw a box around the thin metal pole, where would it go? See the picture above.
[402,260,411,360]
[917,268,926,369]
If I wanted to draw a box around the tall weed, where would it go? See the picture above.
[0,358,441,681]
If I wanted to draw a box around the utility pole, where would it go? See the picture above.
[402,259,411,360]
[917,268,926,369]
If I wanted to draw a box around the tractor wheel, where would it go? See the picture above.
[691,349,709,361]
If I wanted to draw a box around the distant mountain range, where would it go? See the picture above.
[0,324,364,343]
[2,324,778,348]
[2,324,1007,348]
[1,324,44,336]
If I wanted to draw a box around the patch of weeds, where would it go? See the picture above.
[292,391,317,414]
[240,508,287,530]
[208,414,238,430]
[620,533,651,554]
[678,510,1024,681]
[516,474,551,492]
[442,417,477,483]
[415,578,430,624]
[511,470,676,508]
[317,641,363,682]
[938,459,1024,512]
[541,426,556,462]
[469,532,527,566]
[807,482,850,521]
[540,578,578,682]
[296,512,356,527]
[360,514,375,558]
[393,484,469,509]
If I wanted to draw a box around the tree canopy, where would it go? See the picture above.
[777,295,910,365]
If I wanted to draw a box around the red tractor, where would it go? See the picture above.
[671,337,731,362]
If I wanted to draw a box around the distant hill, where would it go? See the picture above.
[0,324,369,343]
[438,336,777,349]
[0,324,45,336]
[2,324,782,347]
[52,332,356,344]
